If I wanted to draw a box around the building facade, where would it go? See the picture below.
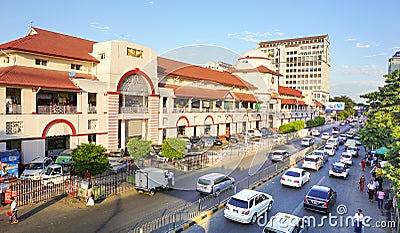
[0,27,324,164]
[257,35,330,105]
[388,51,400,74]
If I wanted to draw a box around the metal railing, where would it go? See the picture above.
[37,105,77,114]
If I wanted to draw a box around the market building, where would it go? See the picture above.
[0,27,324,165]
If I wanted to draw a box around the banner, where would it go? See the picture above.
[325,102,345,111]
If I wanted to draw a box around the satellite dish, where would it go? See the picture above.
[69,71,76,77]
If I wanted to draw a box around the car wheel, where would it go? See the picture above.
[250,213,257,224]
[149,189,155,196]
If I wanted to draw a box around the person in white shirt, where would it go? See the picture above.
[367,180,376,202]
[9,196,18,224]
[353,209,363,233]
[377,188,385,209]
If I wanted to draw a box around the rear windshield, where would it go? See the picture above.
[342,154,351,158]
[332,164,344,171]
[307,188,328,199]
[228,197,248,209]
[273,151,283,155]
[27,162,43,170]
[327,139,336,143]
[314,151,323,156]
[285,171,300,177]
[325,146,333,150]
[198,178,212,185]
[333,127,339,130]
[305,157,317,162]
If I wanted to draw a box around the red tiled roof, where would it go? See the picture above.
[278,85,304,97]
[0,27,99,63]
[161,84,230,100]
[258,35,328,46]
[279,98,297,105]
[229,65,282,76]
[315,101,324,108]
[157,57,256,89]
[233,92,259,102]
[0,66,97,90]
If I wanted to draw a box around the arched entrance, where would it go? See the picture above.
[42,119,76,156]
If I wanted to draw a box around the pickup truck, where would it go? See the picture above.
[41,164,71,187]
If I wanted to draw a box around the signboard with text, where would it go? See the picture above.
[325,102,345,111]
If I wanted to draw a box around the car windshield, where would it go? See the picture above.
[285,171,300,177]
[198,178,211,185]
[44,167,53,175]
[348,147,356,151]
[305,157,316,162]
[228,197,248,209]
[273,152,283,156]
[308,189,328,199]
[325,146,333,150]
[314,151,323,156]
[342,154,351,158]
[302,139,310,142]
[332,164,345,171]
[27,162,43,170]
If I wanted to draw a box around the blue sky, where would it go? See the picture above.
[2,0,399,103]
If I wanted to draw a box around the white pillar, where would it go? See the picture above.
[121,119,126,149]
[142,119,146,140]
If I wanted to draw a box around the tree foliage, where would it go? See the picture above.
[161,138,186,160]
[360,70,400,199]
[71,143,109,178]
[278,120,305,134]
[306,116,325,128]
[126,138,152,160]
[330,95,357,115]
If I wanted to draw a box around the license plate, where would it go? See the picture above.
[287,179,292,182]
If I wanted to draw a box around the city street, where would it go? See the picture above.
[0,125,346,233]
[184,137,393,233]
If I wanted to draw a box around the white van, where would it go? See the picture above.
[326,138,339,149]
[20,157,53,181]
[196,173,235,195]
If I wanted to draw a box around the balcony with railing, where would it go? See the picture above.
[6,104,22,114]
[120,106,148,113]
[37,105,77,114]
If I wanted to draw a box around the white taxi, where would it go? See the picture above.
[340,152,353,166]
[302,154,324,171]
[280,168,310,188]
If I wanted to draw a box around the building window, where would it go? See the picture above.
[35,59,48,66]
[99,53,106,59]
[4,57,9,63]
[6,121,23,135]
[71,64,82,70]
[88,119,98,130]
[88,134,96,144]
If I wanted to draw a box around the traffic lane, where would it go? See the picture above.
[184,143,366,233]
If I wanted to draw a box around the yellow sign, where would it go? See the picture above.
[127,47,143,58]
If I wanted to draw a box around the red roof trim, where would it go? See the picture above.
[117,69,155,95]
[278,85,304,98]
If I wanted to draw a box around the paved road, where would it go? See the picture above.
[0,125,340,233]
[184,135,394,232]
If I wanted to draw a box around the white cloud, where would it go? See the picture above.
[149,1,154,4]
[227,31,283,43]
[332,64,385,78]
[90,22,110,30]
[364,52,387,58]
[330,80,384,103]
[356,42,370,48]
[347,38,357,41]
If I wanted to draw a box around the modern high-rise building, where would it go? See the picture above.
[388,51,400,74]
[257,35,330,105]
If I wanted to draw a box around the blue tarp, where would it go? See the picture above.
[0,150,20,177]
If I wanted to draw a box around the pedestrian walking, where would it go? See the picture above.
[8,196,18,224]
[367,180,376,202]
[359,176,365,193]
[361,159,366,171]
[376,174,383,190]
[377,188,385,209]
[353,209,363,233]
[86,184,94,207]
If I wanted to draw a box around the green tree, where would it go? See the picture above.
[71,143,109,177]
[161,138,186,160]
[126,138,152,161]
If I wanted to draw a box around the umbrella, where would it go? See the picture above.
[376,146,389,155]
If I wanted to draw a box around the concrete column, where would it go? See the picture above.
[199,100,203,112]
[77,92,83,114]
[0,87,6,114]
[81,92,88,114]
[121,119,126,149]
[188,99,192,112]
[142,119,146,140]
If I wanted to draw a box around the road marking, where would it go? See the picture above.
[292,176,326,215]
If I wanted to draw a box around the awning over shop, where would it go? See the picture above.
[376,146,389,155]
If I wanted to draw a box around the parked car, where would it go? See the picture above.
[301,137,315,147]
[340,152,353,166]
[346,146,359,158]
[324,144,335,157]
[264,212,309,233]
[20,157,54,181]
[329,162,350,179]
[108,157,128,173]
[311,129,320,136]
[224,189,273,224]
[247,129,262,138]
[321,132,330,140]
[312,150,329,163]
[201,135,215,147]
[196,173,235,195]
[41,164,71,187]
[212,136,223,146]
[280,168,310,188]
[271,150,290,162]
[226,134,239,143]
[303,185,337,213]
[302,154,324,171]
